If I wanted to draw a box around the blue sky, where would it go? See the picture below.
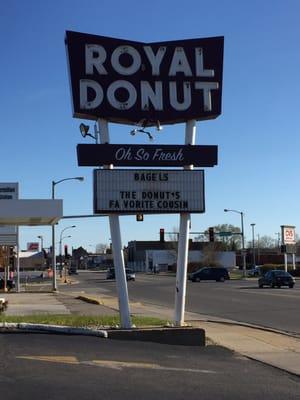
[1,0,299,251]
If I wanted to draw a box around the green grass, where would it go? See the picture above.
[0,314,168,328]
[229,270,244,279]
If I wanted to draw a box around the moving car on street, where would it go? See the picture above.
[106,267,136,281]
[188,267,230,282]
[247,266,262,277]
[258,270,295,288]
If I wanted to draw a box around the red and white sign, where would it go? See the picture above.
[27,242,39,251]
[281,225,296,244]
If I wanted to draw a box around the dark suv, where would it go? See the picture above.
[188,267,230,282]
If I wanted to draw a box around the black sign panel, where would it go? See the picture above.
[77,144,217,167]
[66,31,224,126]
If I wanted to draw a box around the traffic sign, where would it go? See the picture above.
[218,231,232,237]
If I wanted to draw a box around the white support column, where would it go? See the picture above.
[292,253,296,270]
[284,253,288,272]
[98,118,132,329]
[52,224,57,291]
[174,119,196,326]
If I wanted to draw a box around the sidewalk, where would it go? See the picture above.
[3,291,70,316]
[1,289,300,377]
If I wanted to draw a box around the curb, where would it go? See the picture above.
[76,295,104,305]
[0,322,205,346]
[0,323,108,338]
[107,326,205,346]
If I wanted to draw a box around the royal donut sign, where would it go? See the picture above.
[65,31,224,126]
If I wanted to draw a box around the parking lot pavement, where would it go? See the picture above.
[67,291,300,376]
[1,289,300,377]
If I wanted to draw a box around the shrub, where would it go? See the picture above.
[259,264,285,274]
[259,264,300,276]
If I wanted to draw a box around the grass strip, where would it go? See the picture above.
[0,314,168,328]
[230,271,244,279]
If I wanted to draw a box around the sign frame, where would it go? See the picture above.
[93,168,205,215]
[65,31,224,126]
[77,143,217,167]
[281,225,296,245]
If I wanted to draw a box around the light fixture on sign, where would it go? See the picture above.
[136,214,144,222]
[130,128,153,141]
[79,123,98,142]
[156,121,163,131]
[129,119,162,141]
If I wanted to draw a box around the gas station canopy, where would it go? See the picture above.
[0,199,63,226]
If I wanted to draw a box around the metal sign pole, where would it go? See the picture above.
[4,246,8,292]
[174,119,196,326]
[292,253,296,270]
[16,227,20,292]
[97,118,132,329]
[284,252,288,272]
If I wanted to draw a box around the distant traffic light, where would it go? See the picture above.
[208,227,215,242]
[160,228,165,242]
[280,244,287,253]
[136,214,144,222]
[9,246,15,268]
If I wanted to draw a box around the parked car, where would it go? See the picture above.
[188,267,230,282]
[125,269,136,281]
[247,266,262,277]
[68,266,78,275]
[258,270,295,288]
[106,268,136,281]
[68,269,78,275]
[0,278,15,291]
[106,267,115,280]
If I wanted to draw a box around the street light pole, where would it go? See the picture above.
[275,232,280,249]
[250,223,256,267]
[257,234,260,264]
[59,226,75,273]
[51,177,84,291]
[37,235,43,251]
[224,209,246,277]
[51,182,57,291]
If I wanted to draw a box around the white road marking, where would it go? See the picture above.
[17,356,216,374]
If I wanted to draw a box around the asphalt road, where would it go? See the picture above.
[62,271,300,335]
[1,333,299,400]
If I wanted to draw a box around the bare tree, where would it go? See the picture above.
[167,226,179,242]
[195,224,242,250]
[201,243,221,267]
[96,243,108,253]
[256,235,276,249]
